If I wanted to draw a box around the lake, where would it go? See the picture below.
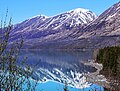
[18,49,104,91]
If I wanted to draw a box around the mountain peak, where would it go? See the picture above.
[28,14,49,20]
[73,8,89,13]
[66,8,97,24]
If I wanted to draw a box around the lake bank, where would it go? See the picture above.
[83,60,110,89]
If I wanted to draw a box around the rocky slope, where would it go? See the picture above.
[79,1,120,48]
[60,1,120,49]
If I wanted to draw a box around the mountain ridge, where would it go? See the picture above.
[10,2,120,49]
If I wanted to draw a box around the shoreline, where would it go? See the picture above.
[83,60,110,88]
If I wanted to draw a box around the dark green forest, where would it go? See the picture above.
[96,46,120,90]
[97,46,120,75]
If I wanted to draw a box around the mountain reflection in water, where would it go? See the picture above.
[18,50,96,88]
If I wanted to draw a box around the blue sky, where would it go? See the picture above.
[0,0,119,24]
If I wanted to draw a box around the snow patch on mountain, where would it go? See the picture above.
[10,8,97,48]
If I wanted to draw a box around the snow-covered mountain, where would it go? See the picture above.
[10,8,97,48]
[10,1,120,49]
[13,8,96,32]
[84,1,120,37]
[76,1,120,48]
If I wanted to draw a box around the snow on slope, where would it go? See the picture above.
[10,8,97,48]
[11,8,97,37]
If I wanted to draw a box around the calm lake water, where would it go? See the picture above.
[18,50,104,91]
